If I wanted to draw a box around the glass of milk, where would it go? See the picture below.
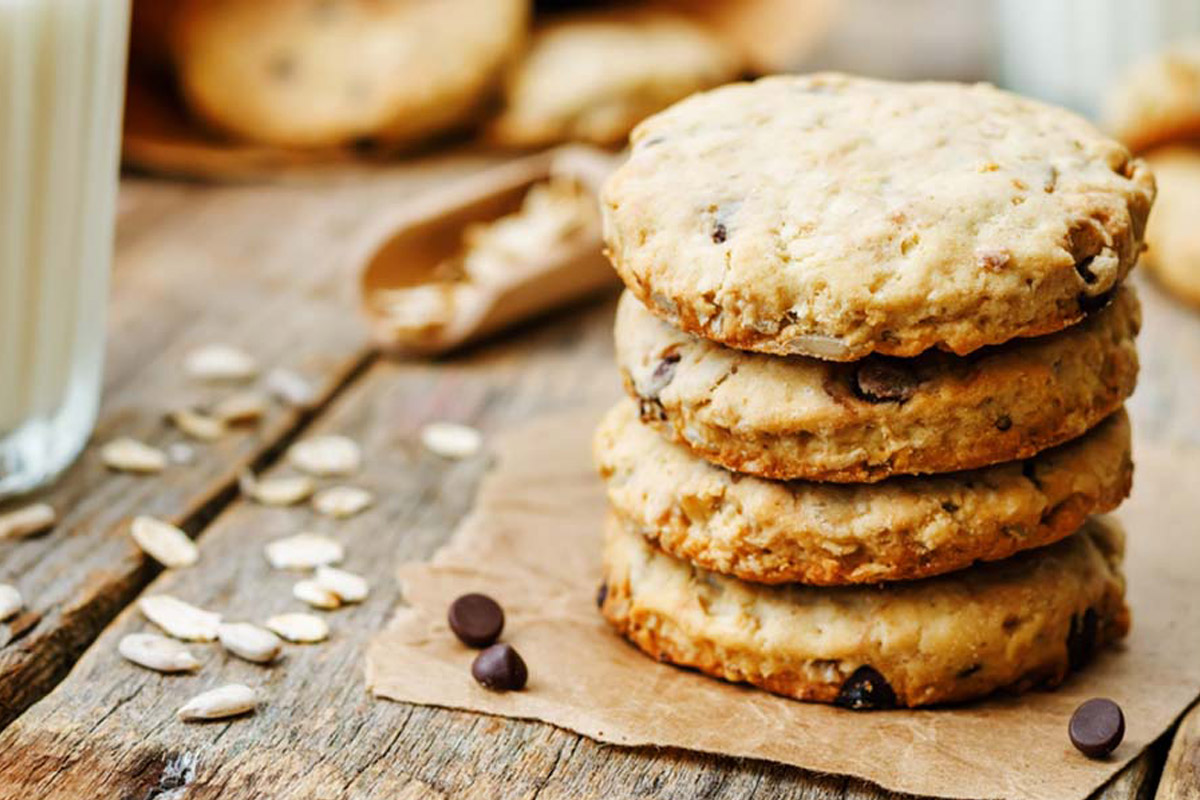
[0,0,131,498]
[994,0,1200,115]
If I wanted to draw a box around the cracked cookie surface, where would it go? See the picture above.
[596,399,1132,585]
[615,286,1140,481]
[599,514,1130,708]
[602,73,1155,360]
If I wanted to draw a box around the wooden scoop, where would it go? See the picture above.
[357,146,621,357]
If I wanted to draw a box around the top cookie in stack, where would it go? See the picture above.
[604,73,1154,363]
[594,74,1155,709]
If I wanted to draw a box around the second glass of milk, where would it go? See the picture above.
[0,0,131,498]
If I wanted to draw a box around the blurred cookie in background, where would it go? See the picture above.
[170,0,530,149]
[1106,40,1200,154]
[488,11,741,148]
[1143,147,1200,307]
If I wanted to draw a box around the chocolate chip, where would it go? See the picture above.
[638,398,667,423]
[1069,698,1125,758]
[448,593,505,649]
[835,666,897,710]
[1067,607,1099,670]
[941,501,959,514]
[1075,256,1098,284]
[712,222,727,244]
[651,353,680,386]
[595,582,608,609]
[853,360,919,403]
[1021,460,1043,490]
[1078,288,1116,315]
[957,663,982,678]
[995,414,1013,431]
[471,643,528,692]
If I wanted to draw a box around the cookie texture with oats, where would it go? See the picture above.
[171,0,528,149]
[602,73,1155,360]
[599,514,1130,708]
[595,399,1132,585]
[615,286,1140,482]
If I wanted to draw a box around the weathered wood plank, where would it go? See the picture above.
[1155,702,1200,800]
[0,154,499,730]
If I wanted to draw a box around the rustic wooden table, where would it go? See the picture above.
[0,158,1196,799]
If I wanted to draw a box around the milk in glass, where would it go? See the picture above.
[0,0,130,497]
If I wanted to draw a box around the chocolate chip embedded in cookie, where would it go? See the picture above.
[595,399,1132,585]
[599,514,1130,708]
[615,287,1140,482]
[602,73,1155,360]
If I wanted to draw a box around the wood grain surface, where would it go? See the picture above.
[0,169,1196,799]
[1157,702,1200,800]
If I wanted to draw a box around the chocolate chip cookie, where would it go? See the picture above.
[615,286,1140,481]
[602,73,1155,360]
[596,399,1132,585]
[1143,147,1200,307]
[488,12,740,148]
[599,514,1130,708]
[1106,41,1200,153]
[172,0,528,148]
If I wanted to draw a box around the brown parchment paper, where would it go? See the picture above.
[367,408,1200,800]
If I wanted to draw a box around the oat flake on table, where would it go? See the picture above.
[178,684,259,721]
[421,422,483,459]
[265,533,344,570]
[118,633,201,673]
[184,344,258,382]
[139,595,222,642]
[315,565,369,603]
[287,435,362,477]
[130,516,199,569]
[312,486,374,519]
[265,612,329,643]
[293,580,341,610]
[0,503,56,540]
[101,438,167,474]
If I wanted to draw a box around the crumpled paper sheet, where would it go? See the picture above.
[367,408,1200,800]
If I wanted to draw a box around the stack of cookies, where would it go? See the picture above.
[593,74,1156,709]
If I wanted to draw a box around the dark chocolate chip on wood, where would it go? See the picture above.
[1069,698,1125,758]
[448,593,505,648]
[471,643,528,692]
[853,360,919,403]
[835,666,897,710]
